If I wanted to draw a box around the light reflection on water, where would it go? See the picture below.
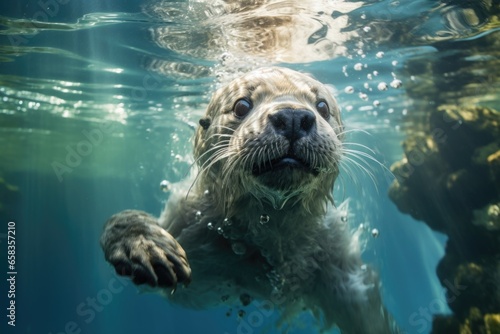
[0,1,499,333]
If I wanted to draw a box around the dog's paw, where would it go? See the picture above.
[102,210,191,289]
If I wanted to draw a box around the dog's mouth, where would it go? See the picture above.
[252,154,318,176]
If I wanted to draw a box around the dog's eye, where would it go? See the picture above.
[233,98,253,119]
[316,100,330,120]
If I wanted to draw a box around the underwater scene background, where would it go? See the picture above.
[0,0,499,333]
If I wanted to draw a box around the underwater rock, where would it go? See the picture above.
[432,308,500,334]
[389,104,500,333]
[488,150,500,193]
[431,315,460,333]
[473,202,500,231]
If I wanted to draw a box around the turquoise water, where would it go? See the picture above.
[1,1,499,333]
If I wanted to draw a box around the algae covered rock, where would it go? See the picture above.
[432,309,500,334]
[389,105,500,333]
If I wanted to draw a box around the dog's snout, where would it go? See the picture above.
[268,108,316,141]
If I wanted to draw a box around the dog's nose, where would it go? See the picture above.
[268,108,316,141]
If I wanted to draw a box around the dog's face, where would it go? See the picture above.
[195,67,343,209]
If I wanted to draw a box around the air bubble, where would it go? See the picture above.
[359,92,368,101]
[363,26,371,33]
[160,180,171,192]
[344,86,355,94]
[260,214,270,224]
[376,51,384,59]
[367,74,373,80]
[392,60,398,66]
[373,100,381,107]
[354,63,363,71]
[377,82,388,91]
[360,13,366,19]
[207,222,214,230]
[390,79,403,88]
[372,71,379,76]
[217,227,224,234]
[195,211,202,221]
[204,189,210,196]
[223,218,232,226]
[220,52,232,63]
[342,65,348,77]
[363,83,370,89]
[371,228,379,238]
[232,242,247,255]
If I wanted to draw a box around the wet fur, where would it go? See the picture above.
[101,67,398,333]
